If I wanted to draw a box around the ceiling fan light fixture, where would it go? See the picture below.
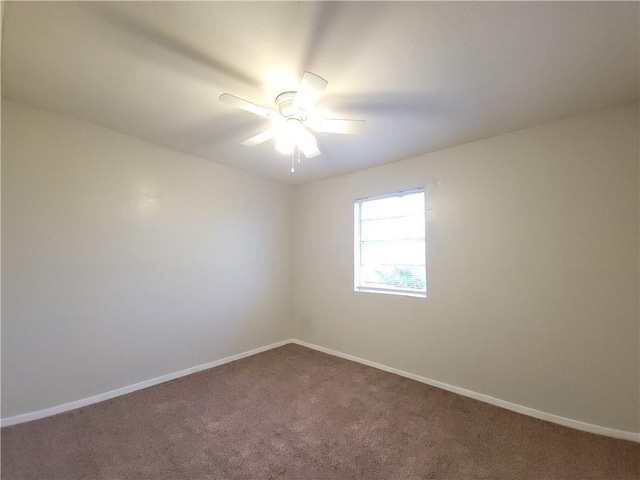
[219,71,364,171]
[275,118,317,156]
[275,134,294,155]
[275,119,297,154]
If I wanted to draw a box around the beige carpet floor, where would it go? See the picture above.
[1,344,638,479]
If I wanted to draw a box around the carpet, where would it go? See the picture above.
[1,344,638,479]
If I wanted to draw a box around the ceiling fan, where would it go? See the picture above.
[219,72,364,172]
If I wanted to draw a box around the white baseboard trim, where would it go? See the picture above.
[4,337,638,443]
[291,339,640,443]
[1,339,293,428]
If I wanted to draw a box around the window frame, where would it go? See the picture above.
[353,188,427,298]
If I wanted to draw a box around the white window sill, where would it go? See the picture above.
[355,287,427,298]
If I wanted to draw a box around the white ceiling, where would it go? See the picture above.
[2,2,638,185]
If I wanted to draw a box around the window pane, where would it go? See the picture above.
[360,240,425,266]
[355,189,426,296]
[361,214,425,241]
[360,192,424,220]
[360,265,426,291]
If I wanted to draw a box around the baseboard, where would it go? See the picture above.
[1,339,293,428]
[4,337,639,443]
[291,339,640,443]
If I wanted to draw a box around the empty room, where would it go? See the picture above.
[1,1,638,479]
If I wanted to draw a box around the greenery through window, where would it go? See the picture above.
[354,189,426,297]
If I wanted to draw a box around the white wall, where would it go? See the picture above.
[1,100,292,417]
[292,103,640,434]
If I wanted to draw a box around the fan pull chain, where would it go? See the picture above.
[290,145,302,173]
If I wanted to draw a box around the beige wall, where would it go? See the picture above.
[1,100,292,417]
[292,103,640,433]
[2,99,638,434]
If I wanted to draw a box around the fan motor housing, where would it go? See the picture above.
[276,92,307,120]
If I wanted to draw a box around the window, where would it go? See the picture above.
[354,189,426,297]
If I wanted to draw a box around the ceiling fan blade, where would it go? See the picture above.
[308,118,365,135]
[241,129,277,147]
[300,143,321,159]
[218,93,277,119]
[293,72,328,111]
